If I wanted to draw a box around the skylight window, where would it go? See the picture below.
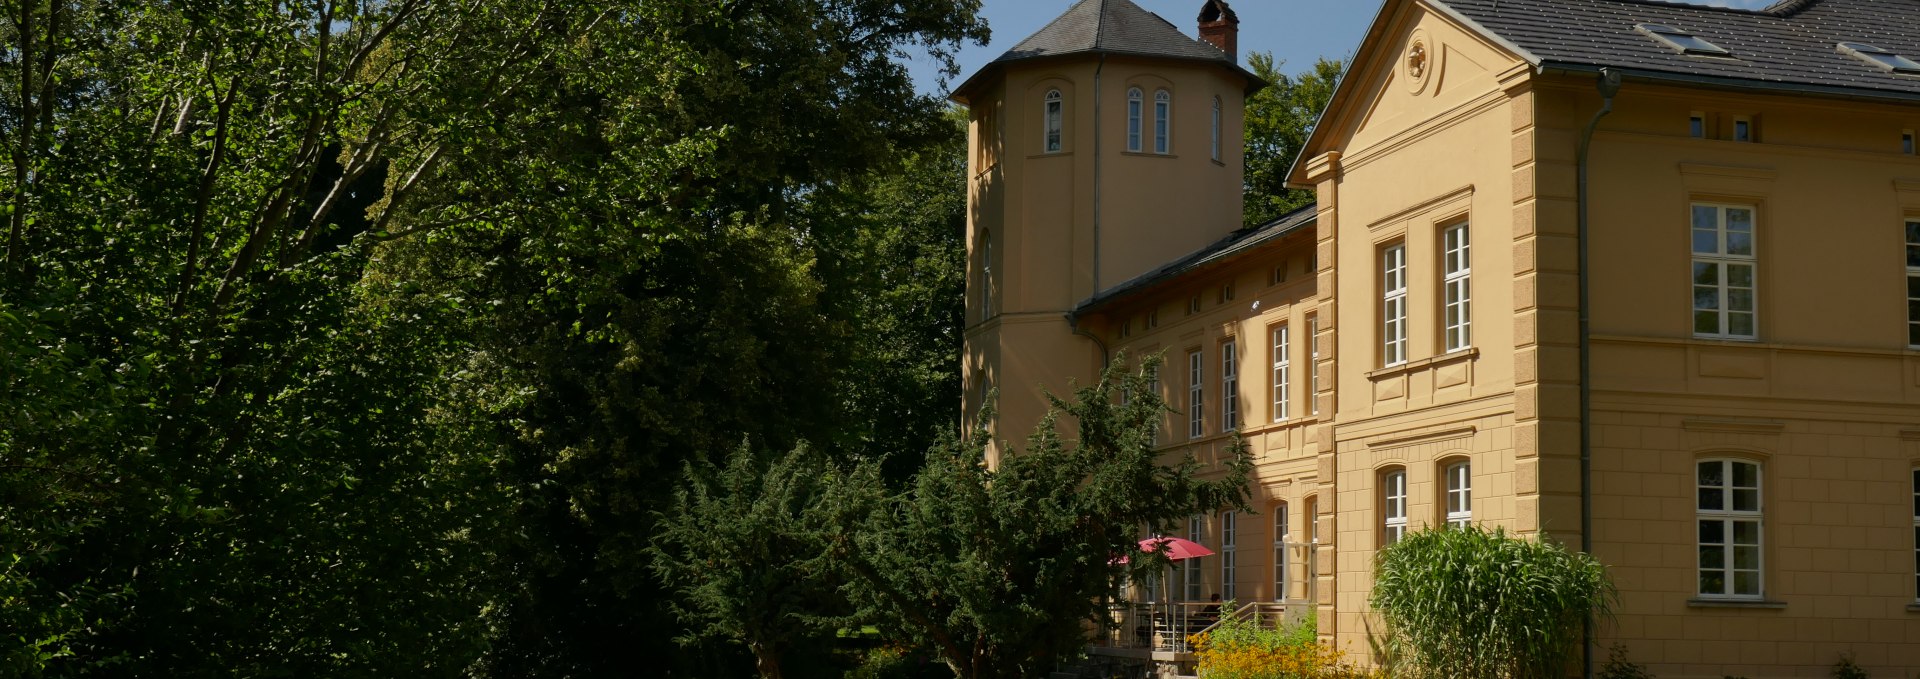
[1636,24,1731,57]
[1837,42,1920,75]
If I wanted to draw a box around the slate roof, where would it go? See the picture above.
[1433,0,1920,101]
[1071,204,1319,319]
[951,0,1261,102]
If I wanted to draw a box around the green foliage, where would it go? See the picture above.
[1600,644,1656,679]
[1832,652,1869,679]
[1243,54,1345,227]
[826,356,1254,679]
[1370,525,1617,679]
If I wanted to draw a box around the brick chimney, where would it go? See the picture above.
[1197,0,1239,62]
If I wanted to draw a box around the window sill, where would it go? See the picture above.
[1908,603,1920,613]
[1028,151,1073,160]
[1366,347,1479,380]
[1121,151,1178,159]
[1686,598,1786,610]
[1690,334,1761,343]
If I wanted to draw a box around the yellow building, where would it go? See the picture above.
[958,0,1920,676]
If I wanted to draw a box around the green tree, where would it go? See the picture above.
[1370,525,1617,679]
[1244,54,1344,227]
[826,357,1254,679]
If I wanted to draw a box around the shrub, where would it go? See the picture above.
[1370,525,1616,679]
[1190,610,1364,679]
[1600,644,1655,679]
[1831,652,1869,679]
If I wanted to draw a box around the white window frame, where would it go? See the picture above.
[1185,515,1205,601]
[1271,325,1290,422]
[1307,316,1320,416]
[1383,469,1407,546]
[1126,88,1143,153]
[979,231,992,322]
[1272,502,1289,602]
[1444,461,1471,527]
[1211,96,1222,161]
[1221,341,1238,431]
[1043,89,1063,153]
[1906,219,1919,348]
[1383,244,1408,366]
[1697,459,1764,599]
[1153,90,1171,154]
[1442,222,1472,353]
[1220,511,1237,601]
[1305,496,1318,604]
[1691,203,1758,340]
[1188,350,1204,439]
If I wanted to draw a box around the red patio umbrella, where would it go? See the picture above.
[1110,536,1212,564]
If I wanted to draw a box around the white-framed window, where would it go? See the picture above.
[979,231,992,322]
[1442,222,1472,352]
[1698,459,1763,599]
[1221,341,1238,431]
[1272,502,1289,602]
[1383,244,1408,366]
[1188,350,1204,439]
[1304,496,1318,604]
[1043,89,1063,153]
[1911,468,1918,601]
[1126,88,1143,153]
[1211,96,1222,161]
[1444,461,1471,527]
[1185,514,1205,601]
[1906,219,1919,348]
[1154,90,1171,154]
[1307,315,1320,416]
[1221,511,1237,601]
[1271,325,1290,421]
[1382,469,1407,546]
[1691,203,1758,339]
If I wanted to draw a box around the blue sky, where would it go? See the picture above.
[908,0,1778,97]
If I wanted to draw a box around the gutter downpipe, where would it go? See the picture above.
[1079,54,1112,369]
[1575,67,1622,679]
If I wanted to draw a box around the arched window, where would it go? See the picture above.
[1443,459,1472,527]
[1211,96,1222,161]
[979,231,992,321]
[1154,90,1172,154]
[1698,458,1762,598]
[1043,89,1064,153]
[1381,468,1408,546]
[1272,502,1289,602]
[1126,88,1143,152]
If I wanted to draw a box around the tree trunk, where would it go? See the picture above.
[749,641,783,679]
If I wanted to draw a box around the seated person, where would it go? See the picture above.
[1200,593,1222,615]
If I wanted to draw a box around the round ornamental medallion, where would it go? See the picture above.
[1405,29,1433,95]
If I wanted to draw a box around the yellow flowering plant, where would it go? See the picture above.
[1189,609,1367,679]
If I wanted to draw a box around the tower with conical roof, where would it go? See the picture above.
[954,0,1263,464]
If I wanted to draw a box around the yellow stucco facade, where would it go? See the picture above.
[960,0,1920,676]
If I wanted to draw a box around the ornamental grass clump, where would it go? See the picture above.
[1370,525,1616,679]
[1190,611,1364,679]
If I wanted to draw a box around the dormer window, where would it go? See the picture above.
[1838,42,1920,75]
[1636,24,1730,57]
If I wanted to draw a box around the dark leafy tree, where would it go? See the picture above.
[1244,54,1344,227]
[825,356,1254,679]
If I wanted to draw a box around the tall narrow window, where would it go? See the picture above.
[979,232,992,322]
[1444,461,1472,527]
[1127,88,1143,153]
[1698,459,1763,598]
[1911,468,1918,600]
[1211,96,1223,161]
[1154,90,1171,154]
[1692,203,1758,339]
[1271,325,1290,421]
[1442,223,1472,352]
[1382,469,1408,545]
[1185,515,1205,601]
[1188,350,1204,439]
[1220,511,1237,601]
[1307,315,1321,416]
[1272,503,1289,602]
[1043,89,1063,153]
[1383,244,1408,366]
[1304,496,1318,604]
[1221,341,1239,431]
[1906,219,1919,348]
